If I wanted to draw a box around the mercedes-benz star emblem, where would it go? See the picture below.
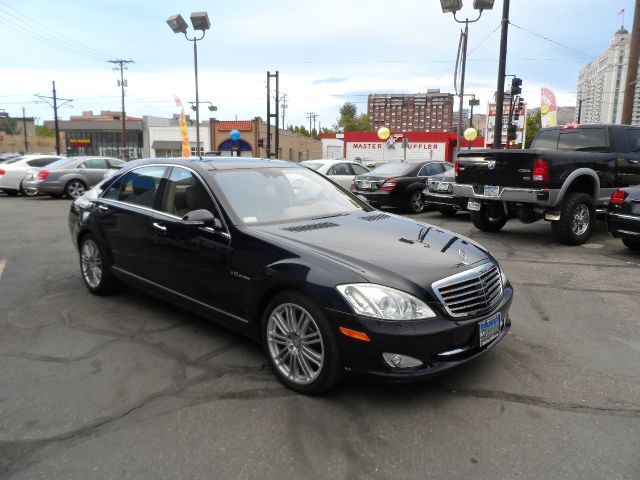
[458,249,469,265]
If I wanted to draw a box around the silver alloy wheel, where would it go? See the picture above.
[410,192,423,212]
[266,303,324,385]
[571,204,590,236]
[67,181,86,198]
[81,239,103,289]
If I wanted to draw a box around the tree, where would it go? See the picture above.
[525,110,542,148]
[0,117,21,135]
[36,125,55,137]
[337,101,372,133]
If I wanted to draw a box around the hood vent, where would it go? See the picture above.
[359,213,390,222]
[282,222,340,233]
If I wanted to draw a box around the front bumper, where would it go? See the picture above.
[329,285,513,381]
[607,211,640,240]
[351,188,405,208]
[453,184,552,207]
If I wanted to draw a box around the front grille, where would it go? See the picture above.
[432,262,503,318]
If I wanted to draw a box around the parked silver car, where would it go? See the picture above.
[22,156,125,198]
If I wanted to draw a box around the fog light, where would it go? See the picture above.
[382,352,423,369]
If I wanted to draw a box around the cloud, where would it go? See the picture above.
[312,77,349,85]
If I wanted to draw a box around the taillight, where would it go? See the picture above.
[609,189,627,205]
[532,159,549,182]
[379,178,397,191]
[350,181,356,190]
[37,170,50,180]
[0,168,5,176]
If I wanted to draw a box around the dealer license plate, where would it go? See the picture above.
[437,182,450,192]
[479,313,502,347]
[467,200,481,211]
[484,185,500,197]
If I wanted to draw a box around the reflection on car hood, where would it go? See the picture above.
[250,211,492,293]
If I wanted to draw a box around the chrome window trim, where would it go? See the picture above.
[112,266,248,323]
[98,162,231,237]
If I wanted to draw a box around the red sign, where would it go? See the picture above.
[70,139,91,147]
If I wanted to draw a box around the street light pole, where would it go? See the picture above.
[492,0,510,148]
[456,20,469,155]
[167,12,210,159]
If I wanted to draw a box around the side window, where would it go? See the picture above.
[557,129,607,152]
[77,162,87,168]
[162,167,217,218]
[334,163,352,175]
[626,129,640,152]
[83,158,108,169]
[352,163,369,174]
[326,166,336,176]
[418,165,429,177]
[102,166,166,209]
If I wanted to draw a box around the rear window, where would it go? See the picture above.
[557,129,608,152]
[302,162,323,171]
[370,163,415,176]
[531,130,559,149]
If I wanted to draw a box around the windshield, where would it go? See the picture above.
[369,163,414,176]
[212,167,367,225]
[302,162,323,171]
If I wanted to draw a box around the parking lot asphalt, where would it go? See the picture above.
[0,192,639,480]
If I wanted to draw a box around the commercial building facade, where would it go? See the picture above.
[576,28,640,125]
[143,115,210,158]
[367,91,454,132]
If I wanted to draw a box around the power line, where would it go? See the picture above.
[509,22,594,59]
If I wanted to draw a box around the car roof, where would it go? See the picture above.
[127,157,299,172]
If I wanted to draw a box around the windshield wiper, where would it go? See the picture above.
[311,213,349,220]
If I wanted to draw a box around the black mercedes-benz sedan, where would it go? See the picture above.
[69,157,513,394]
[608,187,640,251]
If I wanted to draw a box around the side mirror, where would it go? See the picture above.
[182,209,216,225]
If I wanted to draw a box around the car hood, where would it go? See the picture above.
[249,211,493,295]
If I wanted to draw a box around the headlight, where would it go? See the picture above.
[336,283,436,320]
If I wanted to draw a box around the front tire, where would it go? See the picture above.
[79,234,119,295]
[551,192,595,245]
[65,180,87,199]
[470,202,507,232]
[622,238,640,251]
[262,291,344,394]
[406,191,425,214]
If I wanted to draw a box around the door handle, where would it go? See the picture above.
[152,222,167,233]
[97,204,109,213]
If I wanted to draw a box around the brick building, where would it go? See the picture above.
[367,90,454,132]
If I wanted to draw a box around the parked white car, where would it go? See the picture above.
[0,154,65,196]
[301,159,370,189]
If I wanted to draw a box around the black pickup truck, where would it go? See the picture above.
[453,124,640,244]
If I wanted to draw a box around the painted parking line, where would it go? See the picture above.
[0,258,5,279]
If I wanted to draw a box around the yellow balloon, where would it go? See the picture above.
[377,127,390,140]
[463,127,478,142]
[541,106,549,114]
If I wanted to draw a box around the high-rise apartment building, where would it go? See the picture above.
[367,90,454,132]
[576,28,640,125]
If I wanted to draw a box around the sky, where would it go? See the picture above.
[0,0,635,129]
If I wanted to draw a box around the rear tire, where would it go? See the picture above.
[551,192,594,245]
[262,290,344,394]
[406,191,425,214]
[470,202,507,232]
[622,238,640,251]
[79,234,119,295]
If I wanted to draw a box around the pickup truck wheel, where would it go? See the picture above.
[470,203,507,232]
[622,239,640,251]
[407,191,425,214]
[551,192,595,245]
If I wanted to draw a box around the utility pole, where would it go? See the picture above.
[109,60,134,159]
[35,81,72,155]
[22,107,28,153]
[306,112,318,135]
[266,71,280,158]
[280,94,288,129]
[493,0,510,148]
[622,0,640,124]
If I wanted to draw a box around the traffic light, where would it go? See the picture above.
[513,98,525,121]
[507,124,517,142]
[510,77,522,96]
